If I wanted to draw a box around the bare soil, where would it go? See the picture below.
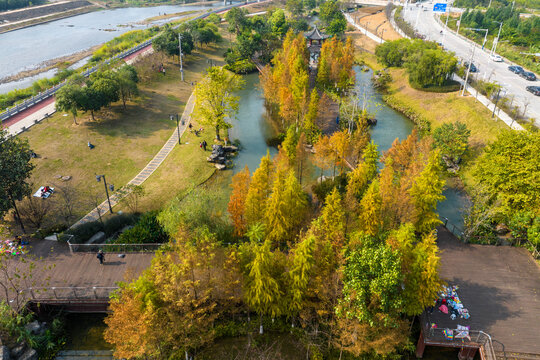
[0,0,92,23]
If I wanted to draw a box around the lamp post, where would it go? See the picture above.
[96,175,114,213]
[380,28,386,43]
[461,44,477,97]
[170,114,181,145]
[490,21,503,56]
[178,33,184,82]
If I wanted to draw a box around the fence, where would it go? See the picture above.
[0,0,268,125]
[442,217,464,240]
[420,312,497,360]
[24,286,118,300]
[66,240,165,254]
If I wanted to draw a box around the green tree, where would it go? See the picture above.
[432,121,470,165]
[194,67,244,140]
[270,9,289,38]
[244,239,283,334]
[409,150,446,233]
[245,153,273,228]
[358,180,382,236]
[225,7,249,35]
[287,234,315,320]
[153,28,193,58]
[55,83,83,125]
[116,65,139,109]
[0,128,34,232]
[319,187,346,250]
[473,130,540,217]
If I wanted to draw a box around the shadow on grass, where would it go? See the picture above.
[85,91,183,138]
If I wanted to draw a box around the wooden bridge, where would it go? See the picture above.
[6,239,154,313]
[416,227,540,360]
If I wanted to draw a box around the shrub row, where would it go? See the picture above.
[65,213,139,244]
[382,94,432,134]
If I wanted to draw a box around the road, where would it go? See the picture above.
[401,3,539,125]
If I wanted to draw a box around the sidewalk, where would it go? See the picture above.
[70,92,196,229]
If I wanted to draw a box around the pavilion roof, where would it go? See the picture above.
[304,26,331,40]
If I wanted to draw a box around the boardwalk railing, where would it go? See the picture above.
[442,217,464,239]
[0,0,269,124]
[25,286,118,301]
[66,240,165,254]
[420,312,497,360]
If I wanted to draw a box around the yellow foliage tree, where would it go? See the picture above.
[244,153,273,228]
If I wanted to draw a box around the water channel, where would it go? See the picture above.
[0,1,224,82]
[63,66,467,356]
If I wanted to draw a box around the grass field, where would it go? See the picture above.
[19,34,231,228]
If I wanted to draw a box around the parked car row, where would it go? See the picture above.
[508,65,537,81]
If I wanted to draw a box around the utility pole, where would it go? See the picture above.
[456,10,463,35]
[461,44,476,97]
[178,33,184,82]
[491,87,502,118]
[490,21,503,56]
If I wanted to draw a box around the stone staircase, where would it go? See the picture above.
[496,351,540,360]
[56,350,114,360]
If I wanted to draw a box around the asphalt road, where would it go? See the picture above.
[401,3,539,125]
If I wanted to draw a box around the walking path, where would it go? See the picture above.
[70,92,196,229]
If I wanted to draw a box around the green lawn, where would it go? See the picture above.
[19,36,231,228]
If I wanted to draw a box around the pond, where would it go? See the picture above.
[229,67,467,229]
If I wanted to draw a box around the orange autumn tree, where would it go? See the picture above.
[228,166,251,236]
[317,37,355,93]
[260,30,310,133]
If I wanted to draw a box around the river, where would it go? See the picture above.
[0,1,224,82]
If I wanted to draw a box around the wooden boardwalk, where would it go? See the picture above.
[10,239,154,303]
[433,227,540,356]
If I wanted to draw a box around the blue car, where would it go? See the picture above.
[508,65,524,74]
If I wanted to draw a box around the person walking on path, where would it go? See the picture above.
[97,250,105,265]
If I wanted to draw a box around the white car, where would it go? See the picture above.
[490,54,504,62]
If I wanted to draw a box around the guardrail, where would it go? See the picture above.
[420,312,497,360]
[442,217,464,239]
[25,286,118,300]
[0,0,267,125]
[66,240,165,253]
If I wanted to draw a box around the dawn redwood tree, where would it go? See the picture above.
[0,128,34,232]
[244,153,273,228]
[228,166,251,236]
[193,66,244,140]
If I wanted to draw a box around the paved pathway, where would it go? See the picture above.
[70,92,196,228]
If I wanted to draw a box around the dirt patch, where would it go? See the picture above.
[0,0,92,23]
[347,30,377,53]
[351,9,401,41]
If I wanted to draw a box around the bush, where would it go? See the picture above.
[65,221,104,244]
[103,213,139,235]
[115,211,169,244]
[224,59,258,74]
[410,80,461,93]
[35,224,68,239]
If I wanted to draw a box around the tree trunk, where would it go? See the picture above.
[259,313,264,334]
[122,94,127,110]
[90,110,95,121]
[11,198,25,233]
[215,125,221,140]
[72,113,78,125]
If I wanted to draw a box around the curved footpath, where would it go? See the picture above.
[70,92,195,229]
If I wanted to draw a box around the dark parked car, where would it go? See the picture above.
[520,71,537,81]
[463,62,478,73]
[508,65,524,74]
[526,86,540,96]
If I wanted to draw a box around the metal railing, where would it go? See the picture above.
[0,0,269,124]
[66,239,165,253]
[25,286,118,300]
[442,217,464,239]
[420,312,497,360]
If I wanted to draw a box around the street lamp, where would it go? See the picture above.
[169,114,182,145]
[465,27,489,50]
[490,21,503,56]
[96,174,114,213]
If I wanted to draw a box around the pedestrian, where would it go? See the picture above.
[202,140,207,151]
[188,123,193,130]
[97,249,105,265]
